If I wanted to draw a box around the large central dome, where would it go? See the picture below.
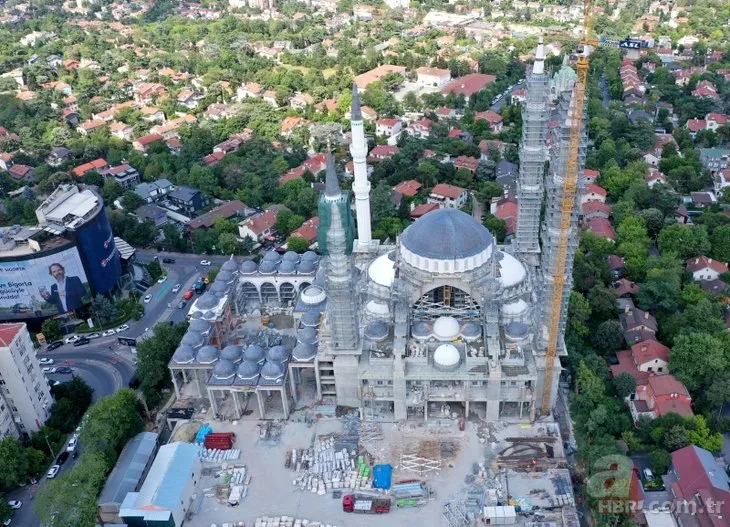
[399,208,493,273]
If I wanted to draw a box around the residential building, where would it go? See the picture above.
[77,119,106,135]
[494,198,518,238]
[700,148,730,175]
[136,204,168,226]
[686,256,729,282]
[441,73,496,100]
[404,119,433,139]
[415,67,451,89]
[581,201,611,220]
[289,92,315,110]
[185,200,253,232]
[0,323,52,439]
[280,153,328,185]
[409,202,440,219]
[376,118,403,138]
[236,82,263,101]
[46,147,72,167]
[610,339,669,381]
[109,121,133,141]
[473,110,504,132]
[133,134,164,153]
[354,65,406,91]
[167,186,205,215]
[585,217,616,241]
[453,155,479,174]
[369,144,399,161]
[8,164,33,181]
[238,205,288,242]
[580,183,607,206]
[629,374,693,422]
[428,183,468,208]
[288,216,320,249]
[134,179,174,203]
[98,164,141,189]
[691,191,717,208]
[392,180,422,206]
[72,158,108,178]
[706,113,728,131]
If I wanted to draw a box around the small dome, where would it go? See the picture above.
[368,253,396,288]
[297,327,319,345]
[297,260,315,274]
[240,260,258,274]
[300,285,326,305]
[461,322,481,341]
[505,322,529,341]
[258,260,278,274]
[364,321,389,341]
[189,319,211,333]
[210,281,228,294]
[433,316,460,341]
[301,251,318,261]
[401,208,493,261]
[212,359,236,380]
[267,345,290,363]
[262,251,282,263]
[197,345,220,365]
[412,322,432,340]
[221,345,243,363]
[243,344,266,363]
[503,299,528,316]
[366,300,390,316]
[498,251,527,288]
[260,360,284,381]
[190,310,203,319]
[203,310,217,320]
[278,260,297,274]
[434,343,460,370]
[283,251,300,262]
[181,330,204,348]
[237,360,261,380]
[221,258,238,272]
[172,344,195,364]
[216,270,234,283]
[300,311,320,327]
[292,342,316,361]
[196,292,219,310]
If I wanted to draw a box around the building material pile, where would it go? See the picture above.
[205,432,236,449]
[254,516,340,527]
[199,447,242,463]
[211,465,250,506]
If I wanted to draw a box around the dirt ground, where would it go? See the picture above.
[190,415,485,527]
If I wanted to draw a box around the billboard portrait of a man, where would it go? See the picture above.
[40,263,87,314]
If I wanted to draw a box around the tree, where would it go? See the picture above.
[664,425,689,451]
[669,332,726,392]
[47,377,93,432]
[649,449,671,476]
[0,437,32,488]
[147,260,163,282]
[286,236,310,253]
[40,318,61,342]
[587,283,617,322]
[136,322,187,406]
[614,372,636,398]
[370,182,394,224]
[483,213,506,242]
[706,370,730,411]
[638,208,664,237]
[658,224,711,259]
[0,500,11,524]
[567,291,591,340]
[91,294,117,326]
[710,225,730,262]
[592,320,624,355]
[120,191,145,212]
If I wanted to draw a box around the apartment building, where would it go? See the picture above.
[0,323,52,439]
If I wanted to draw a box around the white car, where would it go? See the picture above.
[42,367,57,374]
[172,284,181,294]
[39,358,54,365]
[67,436,78,452]
[143,294,152,303]
[46,465,60,479]
[102,329,116,337]
[200,260,211,266]
[87,333,100,339]
[115,324,130,333]
[130,347,137,354]
[7,500,21,510]
[157,275,168,284]
[64,335,80,344]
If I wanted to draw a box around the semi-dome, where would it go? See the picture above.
[301,251,319,261]
[221,258,238,273]
[292,342,316,361]
[258,260,278,274]
[243,344,266,363]
[240,260,258,274]
[300,311,321,327]
[300,285,326,305]
[221,345,243,363]
[212,359,236,380]
[267,345,290,363]
[400,209,493,272]
[283,251,300,262]
[216,270,234,283]
[260,360,284,381]
[196,292,219,310]
[434,343,460,370]
[278,260,297,274]
[172,344,195,364]
[461,322,481,341]
[297,260,315,274]
[503,299,528,316]
[263,251,282,262]
[433,316,460,341]
[365,300,390,317]
[181,330,204,348]
[368,252,396,288]
[412,321,432,340]
[237,360,261,381]
[364,321,389,341]
[498,251,527,288]
[202,310,217,320]
[197,345,220,365]
[504,322,530,341]
[189,319,211,334]
[297,326,318,345]
[209,281,228,295]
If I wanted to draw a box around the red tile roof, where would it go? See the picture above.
[687,118,707,132]
[495,199,517,236]
[686,256,729,274]
[441,73,496,97]
[473,110,503,124]
[241,208,279,235]
[615,278,639,297]
[0,323,24,346]
[290,216,320,243]
[135,133,163,146]
[370,144,399,158]
[584,183,607,197]
[586,217,616,240]
[431,183,466,200]
[393,180,422,197]
[410,203,440,218]
[582,201,611,216]
[648,374,688,398]
[72,158,108,177]
[631,339,669,366]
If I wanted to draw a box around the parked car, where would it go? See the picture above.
[7,500,21,510]
[115,324,129,333]
[102,329,116,337]
[157,275,168,284]
[46,465,60,479]
[55,367,73,374]
[143,294,152,303]
[3,518,10,526]
[162,258,175,264]
[42,367,57,374]
[183,290,194,300]
[643,468,654,481]
[57,451,69,465]
[47,341,63,351]
[172,284,181,294]
[64,335,80,344]
[130,347,137,354]
[66,436,78,452]
[50,380,62,387]
[177,300,186,309]
[73,337,90,347]
[87,333,100,339]
[200,260,211,266]
[39,358,54,365]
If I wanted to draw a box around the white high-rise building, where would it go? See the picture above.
[0,323,52,439]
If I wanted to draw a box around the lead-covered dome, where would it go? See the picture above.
[260,360,284,381]
[300,311,320,327]
[181,330,204,348]
[267,345,290,363]
[172,344,196,364]
[297,327,318,345]
[197,345,220,365]
[240,260,258,274]
[412,321,432,340]
[196,292,218,310]
[221,345,243,363]
[292,342,316,361]
[364,321,389,341]
[212,359,236,380]
[243,344,266,363]
[400,209,493,273]
[221,258,238,273]
[189,319,211,334]
[263,251,281,262]
[237,360,261,382]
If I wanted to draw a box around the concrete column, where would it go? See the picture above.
[172,371,180,397]
[256,391,265,419]
[232,390,241,419]
[182,369,188,383]
[334,356,360,407]
[289,364,298,403]
[208,388,218,415]
[314,360,323,400]
[465,400,470,419]
[196,369,203,398]
[281,387,289,419]
[392,355,407,421]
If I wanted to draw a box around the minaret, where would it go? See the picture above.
[349,84,372,249]
[318,154,361,406]
[515,37,551,267]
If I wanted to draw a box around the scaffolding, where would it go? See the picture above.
[411,286,482,321]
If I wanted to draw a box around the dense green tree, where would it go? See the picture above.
[370,182,394,224]
[614,373,636,399]
[0,437,33,488]
[587,283,617,323]
[592,320,624,355]
[658,224,711,259]
[91,294,117,326]
[710,225,730,262]
[40,319,61,342]
[120,191,145,212]
[136,322,188,406]
[286,236,310,253]
[670,332,726,392]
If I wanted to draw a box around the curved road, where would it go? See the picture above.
[44,348,135,401]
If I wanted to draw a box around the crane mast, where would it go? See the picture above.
[541,0,594,412]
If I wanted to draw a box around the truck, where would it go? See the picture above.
[194,278,206,294]
[342,494,391,514]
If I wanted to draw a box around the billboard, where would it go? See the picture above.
[74,207,121,295]
[0,248,91,320]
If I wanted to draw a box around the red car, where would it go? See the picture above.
[183,290,194,300]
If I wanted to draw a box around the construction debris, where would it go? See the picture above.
[211,465,251,506]
[257,421,283,445]
[254,516,340,527]
[199,447,241,463]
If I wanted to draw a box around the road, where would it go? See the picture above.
[6,252,235,527]
[490,79,525,112]
[599,76,611,108]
